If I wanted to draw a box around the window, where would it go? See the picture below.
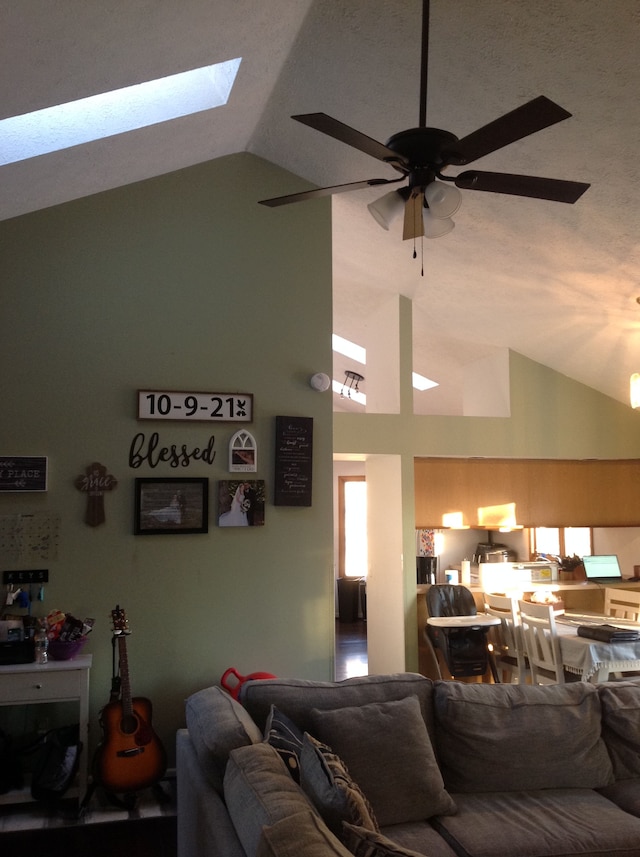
[530,527,592,558]
[338,476,367,578]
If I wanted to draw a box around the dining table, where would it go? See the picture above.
[555,612,640,682]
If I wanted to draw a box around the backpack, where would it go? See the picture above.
[30,724,82,801]
[0,728,23,794]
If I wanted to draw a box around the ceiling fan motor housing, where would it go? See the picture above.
[385,127,460,193]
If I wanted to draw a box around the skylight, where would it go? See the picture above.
[332,334,366,365]
[332,334,438,392]
[0,59,242,166]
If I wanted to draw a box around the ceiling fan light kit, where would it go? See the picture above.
[367,189,405,230]
[259,0,589,245]
[423,210,455,239]
[424,181,462,219]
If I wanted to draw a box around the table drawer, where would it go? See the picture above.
[0,669,84,703]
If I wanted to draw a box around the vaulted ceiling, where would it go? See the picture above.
[3,1,639,415]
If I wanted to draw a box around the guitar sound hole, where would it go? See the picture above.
[120,714,138,735]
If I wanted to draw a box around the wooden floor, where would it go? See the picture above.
[335,619,368,681]
[0,776,176,856]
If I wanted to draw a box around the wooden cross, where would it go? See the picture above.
[75,462,118,527]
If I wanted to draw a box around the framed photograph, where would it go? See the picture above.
[134,477,209,535]
[218,479,265,527]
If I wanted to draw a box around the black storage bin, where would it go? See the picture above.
[337,577,360,623]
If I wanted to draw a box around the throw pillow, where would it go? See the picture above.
[343,823,432,857]
[433,680,614,792]
[185,685,262,791]
[264,704,305,782]
[257,810,354,857]
[599,681,640,779]
[309,695,456,826]
[299,732,379,840]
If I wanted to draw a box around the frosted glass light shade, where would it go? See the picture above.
[423,209,455,238]
[630,373,640,408]
[367,189,404,230]
[424,181,462,219]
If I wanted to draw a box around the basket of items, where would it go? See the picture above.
[44,610,93,660]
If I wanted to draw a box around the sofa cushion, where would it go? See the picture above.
[598,779,640,818]
[599,681,640,779]
[185,685,262,791]
[309,695,456,826]
[299,733,379,839]
[264,705,305,783]
[432,789,640,857]
[223,742,316,857]
[433,680,614,792]
[240,674,435,737]
[343,823,435,857]
[257,810,353,857]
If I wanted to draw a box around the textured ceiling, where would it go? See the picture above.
[3,1,640,415]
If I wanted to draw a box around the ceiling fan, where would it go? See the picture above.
[259,0,590,241]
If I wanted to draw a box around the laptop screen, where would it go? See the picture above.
[582,554,622,581]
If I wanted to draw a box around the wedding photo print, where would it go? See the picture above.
[134,477,209,535]
[218,479,265,527]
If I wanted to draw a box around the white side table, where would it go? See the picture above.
[0,654,92,805]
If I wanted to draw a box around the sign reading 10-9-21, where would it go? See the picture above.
[137,390,253,422]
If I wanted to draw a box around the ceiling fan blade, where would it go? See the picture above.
[259,176,405,208]
[445,96,572,166]
[292,113,408,169]
[455,170,590,203]
[403,192,425,240]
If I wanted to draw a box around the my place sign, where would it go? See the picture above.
[0,457,48,492]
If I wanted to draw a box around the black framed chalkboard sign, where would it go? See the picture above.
[274,416,313,506]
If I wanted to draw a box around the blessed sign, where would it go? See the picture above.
[0,457,48,492]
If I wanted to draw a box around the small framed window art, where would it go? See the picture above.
[229,430,257,472]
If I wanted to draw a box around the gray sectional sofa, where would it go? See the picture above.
[176,673,640,857]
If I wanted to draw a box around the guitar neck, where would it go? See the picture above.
[117,633,133,720]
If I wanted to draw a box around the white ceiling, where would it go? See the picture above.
[3,1,640,415]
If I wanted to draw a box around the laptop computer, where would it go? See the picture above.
[582,554,623,583]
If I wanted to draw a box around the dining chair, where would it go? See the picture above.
[604,588,640,622]
[483,592,529,684]
[518,599,566,685]
[603,587,640,679]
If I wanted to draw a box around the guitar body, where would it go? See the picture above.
[95,606,167,795]
[97,696,167,793]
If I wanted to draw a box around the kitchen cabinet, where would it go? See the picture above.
[414,457,640,528]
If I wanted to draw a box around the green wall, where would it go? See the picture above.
[0,153,334,763]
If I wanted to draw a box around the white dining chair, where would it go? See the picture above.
[483,592,530,684]
[604,588,640,622]
[603,587,640,679]
[518,600,566,685]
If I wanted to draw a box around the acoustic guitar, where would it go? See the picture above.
[95,605,166,794]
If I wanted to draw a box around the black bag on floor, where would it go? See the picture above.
[30,724,82,801]
[0,728,23,794]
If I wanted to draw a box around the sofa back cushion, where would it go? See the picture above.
[185,685,262,791]
[434,680,614,792]
[309,695,456,826]
[599,680,640,780]
[241,674,435,737]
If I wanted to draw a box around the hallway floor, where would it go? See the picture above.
[335,619,368,681]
